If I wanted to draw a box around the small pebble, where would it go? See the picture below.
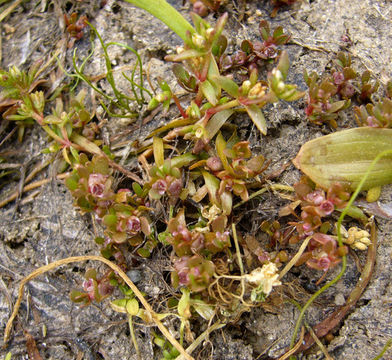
[126,269,142,283]
[335,293,345,306]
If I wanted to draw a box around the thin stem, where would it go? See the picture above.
[234,184,294,209]
[373,339,392,360]
[232,223,245,300]
[128,315,141,360]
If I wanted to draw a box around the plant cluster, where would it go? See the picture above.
[64,12,88,46]
[304,52,379,127]
[220,20,290,73]
[354,82,392,128]
[278,177,352,271]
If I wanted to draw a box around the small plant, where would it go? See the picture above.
[354,97,392,128]
[304,52,379,127]
[65,154,153,255]
[220,20,291,72]
[5,1,389,360]
[64,12,88,47]
[0,62,46,140]
[70,268,115,305]
[304,69,350,127]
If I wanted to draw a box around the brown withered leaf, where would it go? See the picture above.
[24,330,43,360]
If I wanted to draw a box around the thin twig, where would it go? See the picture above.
[278,236,312,280]
[0,0,23,23]
[3,255,193,360]
[0,173,69,208]
[175,321,225,360]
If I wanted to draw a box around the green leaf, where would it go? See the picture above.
[201,170,220,206]
[165,49,203,62]
[277,50,290,80]
[126,298,140,316]
[220,190,232,215]
[216,132,233,174]
[170,153,197,168]
[103,214,117,227]
[201,79,218,106]
[123,0,195,44]
[137,247,150,258]
[65,174,79,191]
[211,75,239,98]
[245,104,267,135]
[153,136,164,167]
[205,109,234,140]
[178,288,191,319]
[293,127,392,191]
[111,299,128,313]
[191,299,215,320]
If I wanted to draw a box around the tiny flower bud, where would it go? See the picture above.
[152,179,167,195]
[248,83,266,98]
[193,1,208,17]
[205,27,214,40]
[333,71,345,85]
[206,157,223,171]
[241,80,252,95]
[352,242,367,251]
[168,179,183,197]
[126,216,141,234]
[88,173,108,198]
[305,190,325,205]
[192,33,206,48]
[318,200,334,216]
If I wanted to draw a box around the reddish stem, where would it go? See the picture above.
[172,93,188,118]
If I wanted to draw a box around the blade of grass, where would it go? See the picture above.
[122,0,195,45]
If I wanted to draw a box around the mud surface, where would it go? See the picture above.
[0,0,392,359]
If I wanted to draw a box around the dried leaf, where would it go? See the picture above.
[24,330,43,360]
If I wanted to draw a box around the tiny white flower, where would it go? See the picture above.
[245,262,281,296]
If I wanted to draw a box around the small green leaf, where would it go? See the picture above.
[277,50,289,80]
[137,247,150,258]
[126,298,139,316]
[205,109,234,140]
[201,80,218,106]
[153,136,164,167]
[178,288,191,319]
[103,214,117,227]
[211,75,239,98]
[65,173,79,191]
[201,170,220,206]
[165,49,203,62]
[245,104,267,135]
[111,298,128,313]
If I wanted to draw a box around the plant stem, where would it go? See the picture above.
[128,315,141,360]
